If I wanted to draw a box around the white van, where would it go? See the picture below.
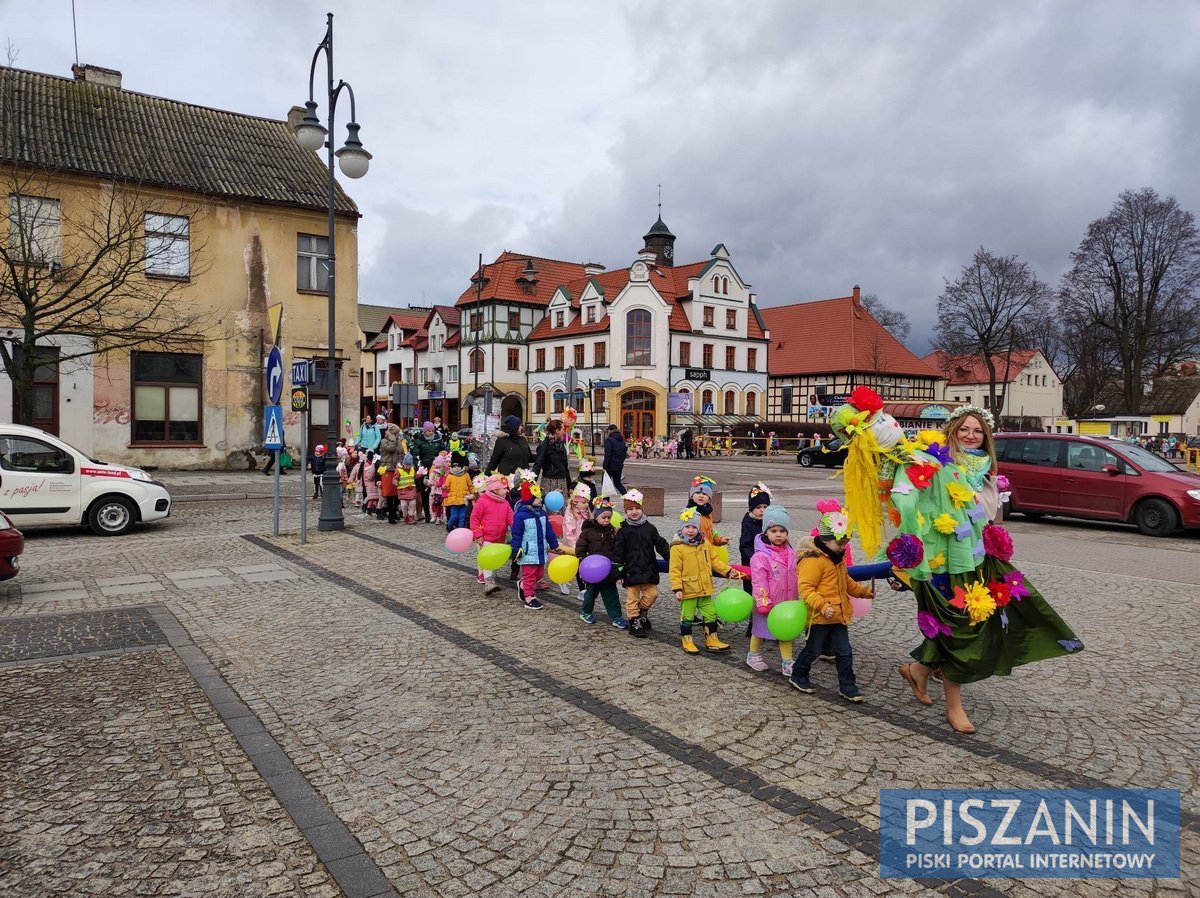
[0,424,171,536]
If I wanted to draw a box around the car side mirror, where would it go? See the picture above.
[1102,464,1120,476]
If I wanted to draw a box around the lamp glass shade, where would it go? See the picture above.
[296,121,327,152]
[336,146,371,179]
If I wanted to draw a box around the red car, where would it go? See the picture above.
[0,509,24,581]
[995,433,1200,537]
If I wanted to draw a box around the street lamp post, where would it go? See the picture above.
[294,12,372,532]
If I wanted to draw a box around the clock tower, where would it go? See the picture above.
[642,214,676,268]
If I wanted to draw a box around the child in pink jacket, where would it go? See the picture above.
[748,504,797,676]
[470,473,514,595]
[558,484,592,598]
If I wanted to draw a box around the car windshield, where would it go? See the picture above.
[1117,443,1183,473]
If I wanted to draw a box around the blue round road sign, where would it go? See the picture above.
[266,346,284,405]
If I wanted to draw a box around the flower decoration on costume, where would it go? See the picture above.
[886,534,925,569]
[815,498,843,514]
[951,404,995,429]
[848,386,885,414]
[925,441,954,466]
[907,463,940,490]
[690,475,717,496]
[933,513,958,535]
[917,610,952,639]
[972,540,987,562]
[930,572,952,597]
[809,527,820,537]
[966,503,988,523]
[981,524,1014,561]
[995,474,1011,492]
[915,511,927,530]
[927,551,946,571]
[1058,638,1085,652]
[953,581,997,624]
[946,481,975,509]
[679,507,699,524]
[891,480,914,496]
[954,520,975,541]
[988,579,1012,607]
[1003,570,1030,601]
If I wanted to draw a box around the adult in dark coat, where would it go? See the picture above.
[602,425,628,494]
[487,415,533,477]
[410,421,445,523]
[679,428,694,460]
[533,420,571,495]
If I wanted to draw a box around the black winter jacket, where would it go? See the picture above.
[486,434,533,476]
[602,431,627,473]
[575,519,619,585]
[739,512,760,566]
[613,517,670,586]
[533,437,571,479]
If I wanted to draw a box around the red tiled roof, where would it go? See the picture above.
[453,252,589,308]
[386,310,429,331]
[760,295,938,377]
[922,349,1039,385]
[527,315,612,341]
[444,331,461,349]
[422,304,461,328]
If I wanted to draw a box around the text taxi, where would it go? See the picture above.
[0,424,171,536]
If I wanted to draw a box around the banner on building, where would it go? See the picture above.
[668,392,693,413]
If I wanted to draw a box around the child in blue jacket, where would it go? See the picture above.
[510,481,559,610]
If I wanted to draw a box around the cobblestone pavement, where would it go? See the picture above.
[2,488,1197,897]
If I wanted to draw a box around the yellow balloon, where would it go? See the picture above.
[611,510,624,528]
[547,554,580,584]
[714,544,730,564]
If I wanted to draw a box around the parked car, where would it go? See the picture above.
[796,439,849,468]
[0,424,172,536]
[994,432,1200,537]
[0,510,24,581]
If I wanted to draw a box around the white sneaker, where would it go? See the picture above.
[559,582,571,595]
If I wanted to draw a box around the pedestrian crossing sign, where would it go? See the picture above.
[264,405,284,450]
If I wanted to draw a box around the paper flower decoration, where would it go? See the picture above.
[995,474,1011,492]
[954,520,974,541]
[886,534,925,569]
[960,581,997,624]
[988,579,1012,607]
[931,572,951,597]
[679,507,698,523]
[891,480,914,496]
[966,503,988,523]
[848,386,885,413]
[1003,570,1029,601]
[815,497,843,513]
[916,511,927,530]
[946,482,975,509]
[927,551,946,571]
[925,441,953,465]
[1058,638,1084,653]
[907,463,940,490]
[982,524,1014,561]
[972,540,987,561]
[917,610,952,639]
[933,513,958,535]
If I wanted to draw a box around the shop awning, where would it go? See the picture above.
[885,402,956,422]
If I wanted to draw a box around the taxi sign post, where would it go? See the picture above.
[292,386,310,544]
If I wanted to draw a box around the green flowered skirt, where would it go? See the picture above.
[908,558,1083,685]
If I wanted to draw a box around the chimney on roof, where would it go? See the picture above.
[287,105,308,131]
[583,261,606,277]
[852,285,861,303]
[72,64,122,89]
[637,247,657,263]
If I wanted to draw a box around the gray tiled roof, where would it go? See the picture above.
[0,66,358,216]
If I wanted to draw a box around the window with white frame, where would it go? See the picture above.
[7,195,61,264]
[144,213,190,277]
[297,234,329,292]
[447,365,458,383]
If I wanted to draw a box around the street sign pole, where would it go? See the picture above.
[299,409,308,545]
[273,448,281,536]
[264,403,285,536]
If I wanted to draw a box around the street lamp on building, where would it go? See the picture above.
[294,12,371,531]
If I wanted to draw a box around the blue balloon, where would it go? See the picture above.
[543,490,565,512]
[656,558,669,573]
[848,561,892,582]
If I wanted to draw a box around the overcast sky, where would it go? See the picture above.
[4,0,1199,349]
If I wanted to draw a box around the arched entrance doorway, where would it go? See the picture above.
[620,389,656,441]
[500,394,524,423]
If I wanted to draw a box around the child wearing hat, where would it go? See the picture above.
[575,459,599,502]
[740,482,772,566]
[790,500,875,701]
[686,476,729,547]
[441,453,474,532]
[395,453,418,524]
[575,497,627,628]
[307,444,328,499]
[470,473,515,594]
[559,484,593,598]
[612,490,671,637]
[669,507,744,654]
[510,481,559,610]
[748,505,798,675]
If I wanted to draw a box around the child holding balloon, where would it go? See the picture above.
[470,473,514,595]
[510,481,559,610]
[748,505,797,676]
[441,454,474,532]
[789,502,875,702]
[559,485,592,598]
[574,497,627,628]
[670,507,744,654]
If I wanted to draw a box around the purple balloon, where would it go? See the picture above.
[579,554,613,584]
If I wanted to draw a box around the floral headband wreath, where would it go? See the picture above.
[949,404,995,430]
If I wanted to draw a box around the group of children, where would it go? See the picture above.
[459,469,876,702]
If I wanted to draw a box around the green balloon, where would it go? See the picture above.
[713,587,754,623]
[767,600,809,641]
[477,543,513,571]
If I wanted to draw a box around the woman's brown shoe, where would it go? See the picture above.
[899,663,933,706]
[945,710,977,735]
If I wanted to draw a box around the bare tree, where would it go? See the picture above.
[861,293,911,343]
[1,64,215,425]
[1058,188,1200,415]
[933,247,1052,413]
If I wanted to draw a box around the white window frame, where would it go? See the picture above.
[144,212,190,278]
[297,233,330,292]
[7,194,61,264]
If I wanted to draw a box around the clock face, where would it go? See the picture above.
[663,245,673,259]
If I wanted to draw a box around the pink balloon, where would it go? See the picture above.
[850,597,872,620]
[445,527,474,553]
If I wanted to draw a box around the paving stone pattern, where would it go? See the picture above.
[1,495,1197,896]
[0,606,165,663]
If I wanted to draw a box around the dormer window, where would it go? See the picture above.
[555,310,564,328]
[586,305,596,324]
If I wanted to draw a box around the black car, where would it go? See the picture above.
[796,439,848,468]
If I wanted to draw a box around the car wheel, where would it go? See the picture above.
[799,454,814,468]
[1133,498,1178,537]
[88,496,137,536]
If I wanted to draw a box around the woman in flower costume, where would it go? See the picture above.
[831,387,1082,735]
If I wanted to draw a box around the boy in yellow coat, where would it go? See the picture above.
[789,501,874,701]
[669,507,744,654]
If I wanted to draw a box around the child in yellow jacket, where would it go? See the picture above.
[789,501,874,702]
[441,453,474,532]
[669,507,744,654]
